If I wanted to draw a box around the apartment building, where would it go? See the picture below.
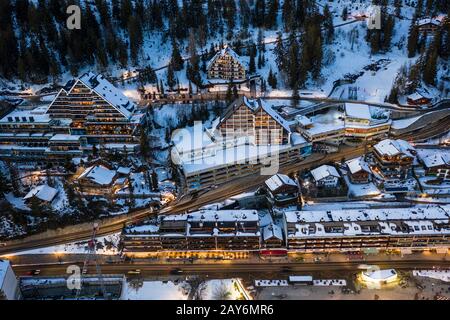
[207,46,246,81]
[121,210,262,254]
[283,206,450,253]
[47,72,143,146]
[172,98,312,191]
[0,72,145,164]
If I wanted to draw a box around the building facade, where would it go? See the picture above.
[372,139,416,181]
[172,98,312,191]
[207,46,246,80]
[0,72,145,164]
[0,260,20,300]
[47,72,143,146]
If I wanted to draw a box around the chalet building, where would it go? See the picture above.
[419,152,450,181]
[172,98,312,191]
[23,184,58,204]
[284,206,450,253]
[346,157,371,184]
[310,165,341,188]
[207,46,246,81]
[121,210,261,254]
[47,72,144,147]
[416,17,442,32]
[372,139,416,181]
[76,165,122,195]
[407,92,432,106]
[261,224,284,249]
[264,174,299,206]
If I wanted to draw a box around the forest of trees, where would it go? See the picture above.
[0,0,448,90]
[388,0,450,102]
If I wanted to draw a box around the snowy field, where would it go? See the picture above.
[121,278,244,300]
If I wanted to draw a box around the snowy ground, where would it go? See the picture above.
[344,175,381,199]
[6,233,121,256]
[121,278,244,300]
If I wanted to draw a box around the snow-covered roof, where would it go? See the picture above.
[285,206,450,238]
[165,210,259,223]
[49,134,81,142]
[78,165,117,185]
[207,46,245,71]
[265,174,297,192]
[417,18,441,27]
[296,115,313,127]
[420,152,450,168]
[0,109,52,124]
[346,157,371,175]
[374,139,415,158]
[407,92,427,101]
[24,184,58,202]
[310,165,341,182]
[362,269,397,280]
[117,167,132,175]
[262,223,283,241]
[291,132,307,146]
[289,276,313,282]
[64,72,136,119]
[345,103,372,120]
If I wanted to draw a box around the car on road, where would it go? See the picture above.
[281,266,292,273]
[26,269,41,276]
[128,269,141,275]
[170,268,183,275]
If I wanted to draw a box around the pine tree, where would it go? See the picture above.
[394,0,402,17]
[266,0,279,29]
[423,39,439,86]
[0,171,11,198]
[268,68,277,89]
[160,79,165,95]
[342,7,348,21]
[170,39,184,71]
[407,22,419,58]
[151,170,159,191]
[323,4,334,44]
[249,53,256,74]
[140,129,150,160]
[274,33,285,71]
[167,64,176,89]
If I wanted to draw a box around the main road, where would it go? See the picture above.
[0,117,448,256]
[11,260,450,277]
